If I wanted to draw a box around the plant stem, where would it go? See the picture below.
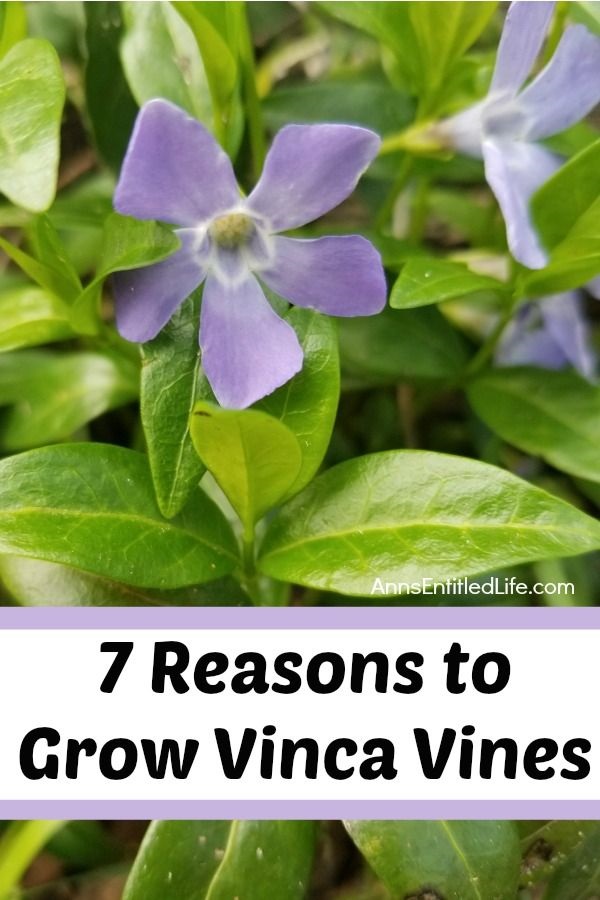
[239,2,266,179]
[376,154,414,231]
[0,821,63,899]
[463,292,521,381]
[241,529,262,605]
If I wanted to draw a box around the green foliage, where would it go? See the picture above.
[258,451,600,595]
[123,820,316,900]
[345,819,521,899]
[468,367,600,483]
[0,38,65,212]
[0,443,239,588]
[391,257,507,309]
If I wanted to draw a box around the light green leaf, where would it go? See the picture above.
[141,293,208,519]
[72,213,180,331]
[191,402,302,534]
[0,285,74,351]
[339,306,469,384]
[257,308,340,498]
[26,214,83,297]
[121,2,211,124]
[0,350,139,451]
[258,450,600,594]
[0,443,239,588]
[0,38,65,211]
[345,820,520,900]
[390,257,507,309]
[468,367,600,482]
[0,556,248,608]
[124,820,315,900]
[173,2,240,111]
[0,234,80,303]
[408,2,497,97]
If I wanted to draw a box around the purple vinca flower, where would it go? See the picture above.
[112,100,386,408]
[496,291,596,378]
[437,1,600,269]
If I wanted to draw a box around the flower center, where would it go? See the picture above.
[209,213,254,249]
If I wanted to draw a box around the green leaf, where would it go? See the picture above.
[0,38,65,212]
[72,213,180,331]
[468,367,600,483]
[0,350,139,451]
[191,402,303,534]
[571,1,600,34]
[525,195,600,294]
[390,257,507,309]
[345,820,520,900]
[124,820,315,900]
[545,824,600,899]
[531,139,600,252]
[173,0,245,152]
[0,234,81,303]
[0,285,74,351]
[26,214,83,297]
[258,450,600,595]
[408,2,497,99]
[257,308,340,498]
[84,2,138,170]
[0,1,27,58]
[0,556,248,607]
[121,2,211,124]
[141,293,208,519]
[339,306,469,384]
[520,821,599,887]
[0,443,239,588]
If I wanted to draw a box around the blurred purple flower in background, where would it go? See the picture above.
[439,1,600,270]
[497,291,596,378]
[113,100,386,408]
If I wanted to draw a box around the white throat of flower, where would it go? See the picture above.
[193,206,275,286]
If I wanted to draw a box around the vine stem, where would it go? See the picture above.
[463,291,521,382]
[239,2,266,179]
[0,820,63,899]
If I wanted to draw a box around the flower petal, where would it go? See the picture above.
[113,230,207,343]
[497,304,565,370]
[200,272,303,409]
[259,236,387,316]
[483,138,560,269]
[246,124,380,232]
[491,1,555,95]
[114,99,239,226]
[519,24,600,141]
[540,292,596,378]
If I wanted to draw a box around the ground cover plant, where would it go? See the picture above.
[1,0,600,896]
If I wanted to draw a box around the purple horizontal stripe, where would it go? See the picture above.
[0,607,599,629]
[1,800,600,820]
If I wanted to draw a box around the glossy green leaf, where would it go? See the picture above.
[345,820,520,900]
[141,293,208,519]
[390,257,507,309]
[0,234,80,303]
[124,820,315,900]
[545,824,600,899]
[339,306,469,384]
[0,1,27,58]
[84,2,138,170]
[0,556,248,607]
[257,308,340,498]
[468,367,600,482]
[0,443,239,588]
[0,285,74,351]
[72,214,180,331]
[173,2,240,112]
[26,215,83,297]
[121,2,211,124]
[258,450,600,594]
[519,820,599,887]
[191,402,302,533]
[531,139,600,252]
[0,350,139,451]
[0,38,65,211]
